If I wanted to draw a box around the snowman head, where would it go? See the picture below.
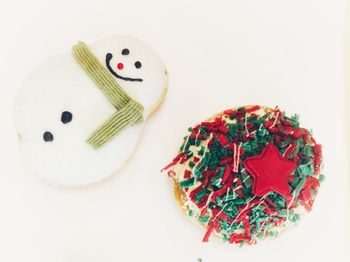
[91,35,168,117]
[14,35,168,186]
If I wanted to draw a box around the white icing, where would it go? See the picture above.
[244,114,249,137]
[270,111,280,128]
[14,35,168,186]
[233,143,242,173]
[283,144,292,157]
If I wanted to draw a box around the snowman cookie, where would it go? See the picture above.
[14,35,168,186]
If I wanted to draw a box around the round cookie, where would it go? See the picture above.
[14,35,168,186]
[163,105,323,245]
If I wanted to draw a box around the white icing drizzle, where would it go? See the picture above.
[259,123,263,131]
[244,114,249,137]
[270,111,280,129]
[194,128,201,144]
[283,144,292,157]
[199,191,214,215]
[182,133,191,152]
[233,143,242,173]
[213,203,228,221]
[250,130,257,135]
[254,193,272,209]
[225,187,230,201]
[286,193,295,218]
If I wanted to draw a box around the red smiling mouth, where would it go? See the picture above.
[105,53,143,82]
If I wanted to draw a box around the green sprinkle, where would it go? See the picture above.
[195,189,208,202]
[241,172,252,187]
[179,177,195,188]
[198,216,210,223]
[297,164,313,177]
[223,234,229,242]
[279,209,294,217]
[212,178,222,187]
[198,146,205,156]
[194,154,211,178]
[233,199,245,205]
[310,188,316,197]
[239,241,247,247]
[189,161,196,168]
[257,128,267,137]
[319,174,325,182]
[251,140,258,150]
[301,145,313,157]
[226,203,239,217]
[290,213,300,222]
[252,205,265,212]
[279,137,292,148]
[293,176,306,196]
[242,143,252,153]
[211,167,225,187]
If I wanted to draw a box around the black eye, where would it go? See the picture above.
[134,61,142,69]
[121,48,129,55]
[43,131,54,142]
[61,111,73,124]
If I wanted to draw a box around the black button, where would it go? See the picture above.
[43,131,54,142]
[61,111,73,124]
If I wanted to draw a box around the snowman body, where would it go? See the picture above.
[14,36,168,186]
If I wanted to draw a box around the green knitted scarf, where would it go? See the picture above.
[72,41,144,149]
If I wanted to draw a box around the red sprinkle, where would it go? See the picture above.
[202,223,215,242]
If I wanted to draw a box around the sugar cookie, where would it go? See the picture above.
[163,105,323,245]
[14,35,168,186]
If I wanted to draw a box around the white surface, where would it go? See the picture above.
[0,0,348,261]
[13,35,167,185]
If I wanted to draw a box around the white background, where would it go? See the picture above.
[0,0,348,261]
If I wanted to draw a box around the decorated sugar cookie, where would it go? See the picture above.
[163,105,323,245]
[14,35,168,186]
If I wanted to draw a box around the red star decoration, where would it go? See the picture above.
[243,143,296,198]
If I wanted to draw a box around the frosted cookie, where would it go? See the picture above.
[14,35,168,186]
[163,105,323,245]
